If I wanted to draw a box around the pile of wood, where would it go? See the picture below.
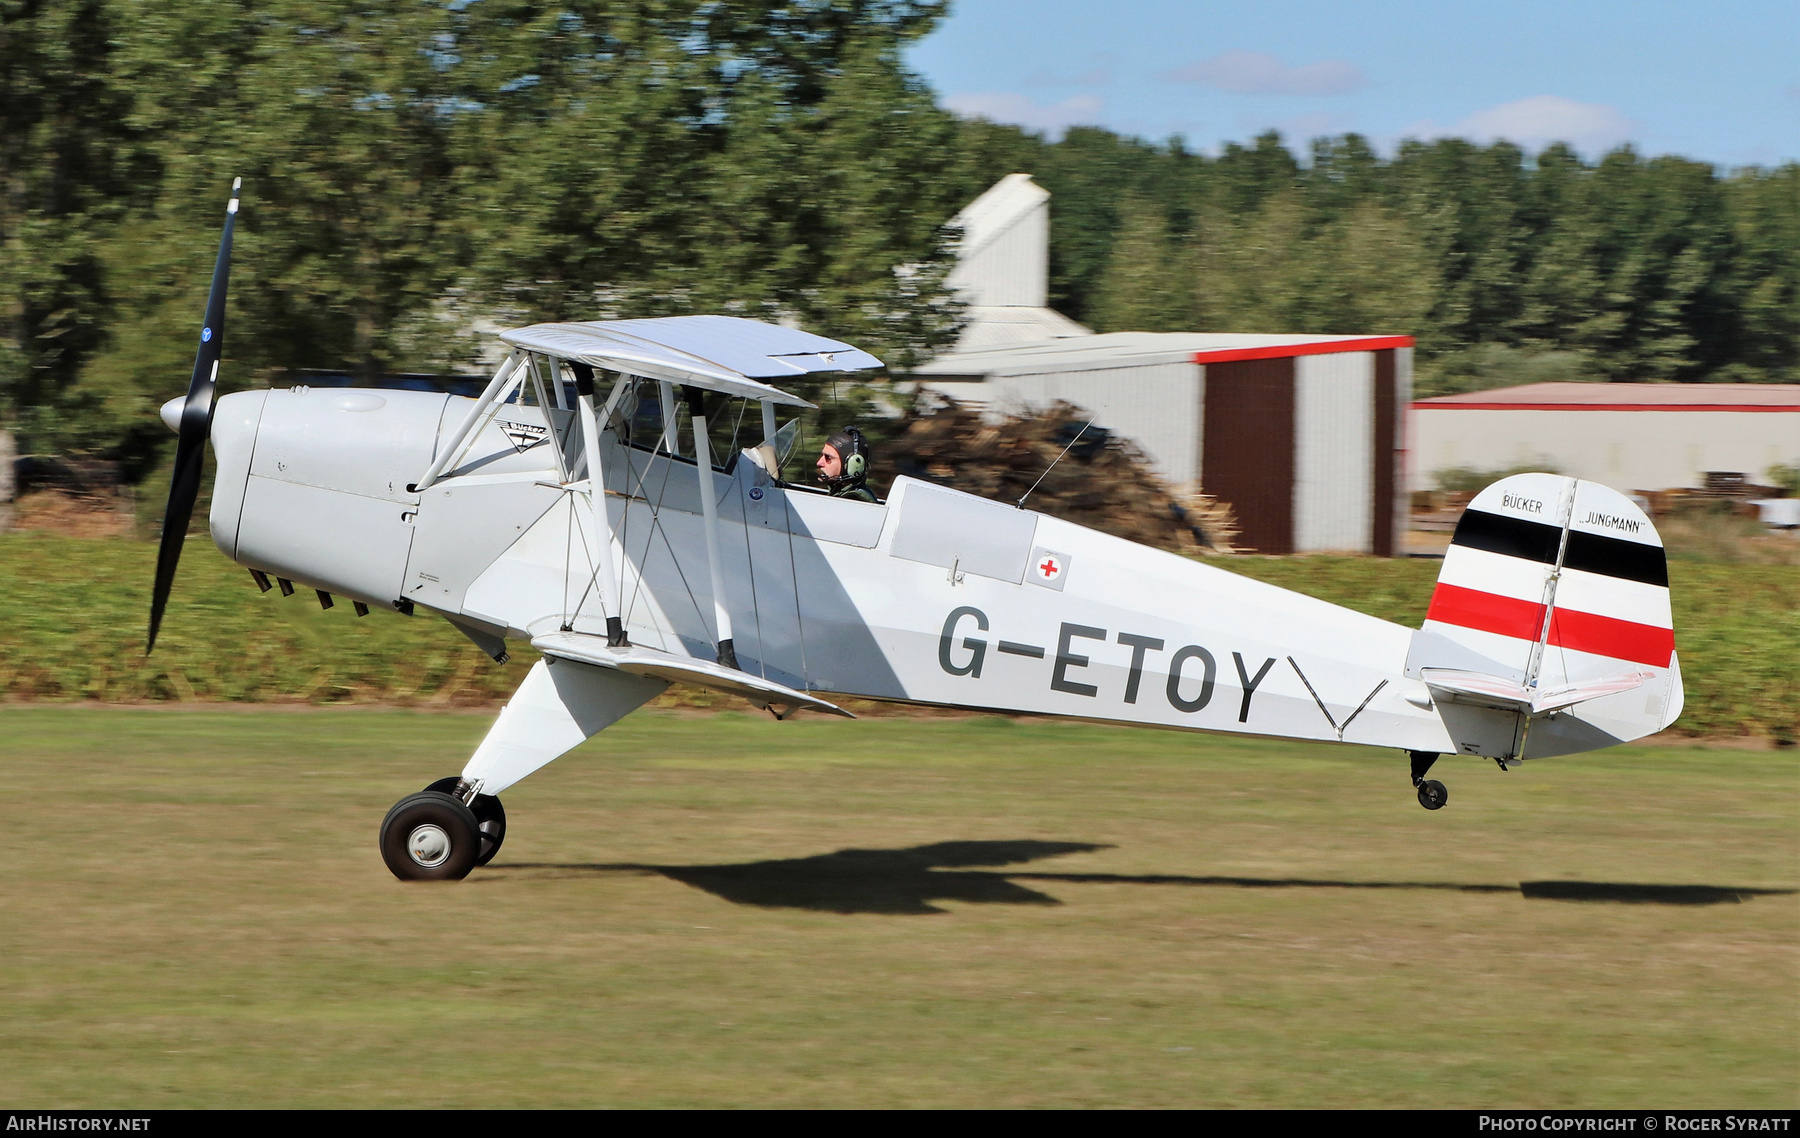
[9,490,136,538]
[877,395,1238,555]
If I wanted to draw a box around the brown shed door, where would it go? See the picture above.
[1371,349,1397,558]
[1201,357,1296,554]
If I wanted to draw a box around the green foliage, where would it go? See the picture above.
[456,17,967,370]
[2,2,1797,478]
[1430,461,1563,495]
[1659,562,1800,741]
[0,0,148,449]
[1722,165,1800,379]
[1192,193,1438,337]
[1655,508,1800,567]
[1089,195,1195,332]
[2,0,964,471]
[0,531,528,703]
[1413,343,1601,398]
[971,129,1798,388]
[1224,555,1799,741]
[0,533,1791,740]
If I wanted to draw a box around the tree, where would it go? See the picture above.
[1090,195,1195,332]
[1520,149,1738,380]
[0,0,142,453]
[1194,191,1436,337]
[26,0,969,476]
[448,0,964,368]
[1720,164,1800,381]
[4,3,1796,483]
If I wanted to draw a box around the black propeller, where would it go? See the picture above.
[147,178,240,655]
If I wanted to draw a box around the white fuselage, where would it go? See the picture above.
[207,385,1459,754]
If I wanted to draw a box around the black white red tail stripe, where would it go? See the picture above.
[1406,473,1681,757]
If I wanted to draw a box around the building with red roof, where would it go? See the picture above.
[1409,383,1800,494]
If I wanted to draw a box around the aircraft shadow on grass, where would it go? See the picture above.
[481,840,1797,915]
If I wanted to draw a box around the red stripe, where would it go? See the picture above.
[1548,608,1675,668]
[1192,336,1414,365]
[1427,583,1545,641]
[1427,583,1675,668]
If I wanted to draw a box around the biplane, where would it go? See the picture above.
[149,184,1684,880]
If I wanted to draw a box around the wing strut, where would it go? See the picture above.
[526,357,571,482]
[659,381,680,456]
[572,364,629,647]
[688,387,738,669]
[413,349,526,492]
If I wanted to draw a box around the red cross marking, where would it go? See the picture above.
[1040,557,1059,578]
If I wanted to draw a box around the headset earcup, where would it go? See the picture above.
[846,453,865,479]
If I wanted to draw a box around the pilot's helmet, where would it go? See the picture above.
[821,426,870,490]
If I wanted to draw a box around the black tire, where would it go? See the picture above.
[422,777,505,866]
[471,795,505,867]
[1417,779,1448,811]
[380,791,481,881]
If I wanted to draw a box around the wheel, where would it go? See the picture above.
[380,791,481,881]
[471,795,505,867]
[423,778,505,866]
[1417,779,1448,811]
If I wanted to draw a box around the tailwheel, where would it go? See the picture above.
[423,777,506,867]
[1408,750,1446,811]
[380,791,481,881]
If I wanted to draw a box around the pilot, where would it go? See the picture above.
[816,426,877,503]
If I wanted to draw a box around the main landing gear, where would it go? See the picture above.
[1409,750,1448,811]
[379,779,507,881]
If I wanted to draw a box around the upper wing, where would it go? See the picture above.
[499,315,882,405]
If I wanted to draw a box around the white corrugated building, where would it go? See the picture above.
[916,175,1414,556]
[1410,383,1800,492]
[942,174,1093,352]
[917,333,1414,555]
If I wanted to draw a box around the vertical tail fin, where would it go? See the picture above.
[1406,474,1682,759]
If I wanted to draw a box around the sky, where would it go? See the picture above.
[905,0,1800,167]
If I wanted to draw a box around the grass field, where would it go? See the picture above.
[3,706,1794,1108]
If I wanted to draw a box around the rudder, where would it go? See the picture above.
[1406,474,1681,759]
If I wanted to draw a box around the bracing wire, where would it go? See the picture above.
[566,506,604,623]
[726,395,748,459]
[561,494,574,630]
[621,434,665,627]
[623,450,682,639]
[616,395,705,646]
[1016,419,1094,509]
[566,383,627,627]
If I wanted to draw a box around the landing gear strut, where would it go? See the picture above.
[424,777,506,867]
[1409,750,1448,811]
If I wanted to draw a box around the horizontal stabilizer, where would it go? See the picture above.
[531,632,855,719]
[1420,667,1650,716]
